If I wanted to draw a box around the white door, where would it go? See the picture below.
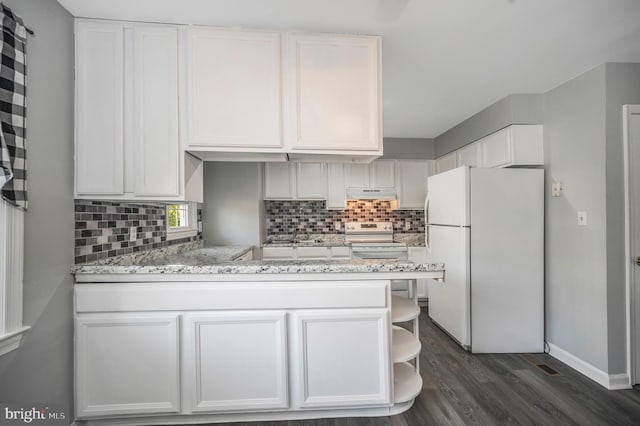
[396,160,430,209]
[626,105,640,385]
[288,33,381,151]
[264,163,295,199]
[427,226,470,348]
[75,20,124,196]
[296,162,326,199]
[182,311,288,412]
[132,25,180,197]
[481,127,511,168]
[185,28,282,148]
[291,309,391,408]
[427,166,470,226]
[326,163,346,209]
[75,313,180,418]
[371,160,395,188]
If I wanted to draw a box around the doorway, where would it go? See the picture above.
[624,105,640,385]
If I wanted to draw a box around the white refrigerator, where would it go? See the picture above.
[425,166,544,353]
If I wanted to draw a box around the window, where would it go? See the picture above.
[166,202,198,240]
[0,200,29,357]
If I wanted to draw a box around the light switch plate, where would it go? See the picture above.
[552,182,562,197]
[577,211,587,226]
[129,226,137,241]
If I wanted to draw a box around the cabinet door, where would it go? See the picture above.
[264,163,295,199]
[456,142,481,168]
[291,309,391,408]
[289,34,381,152]
[182,311,288,412]
[371,160,395,188]
[346,164,370,188]
[326,163,346,210]
[185,29,282,148]
[296,162,326,199]
[481,127,511,168]
[133,26,180,197]
[435,152,457,174]
[396,160,430,209]
[75,21,124,196]
[75,313,180,418]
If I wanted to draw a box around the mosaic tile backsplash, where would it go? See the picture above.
[265,200,425,235]
[74,200,202,264]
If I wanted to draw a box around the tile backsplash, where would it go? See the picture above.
[265,200,425,235]
[74,200,202,264]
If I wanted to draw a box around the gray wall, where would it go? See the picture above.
[434,94,544,157]
[604,63,640,373]
[382,137,435,159]
[202,162,264,246]
[0,0,75,418]
[543,65,610,371]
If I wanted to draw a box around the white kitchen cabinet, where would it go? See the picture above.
[346,163,371,188]
[291,309,391,408]
[296,246,331,260]
[75,313,180,418]
[75,20,203,202]
[435,152,457,174]
[183,28,282,150]
[264,163,295,199]
[75,20,124,195]
[326,163,346,210]
[263,162,325,200]
[480,125,543,168]
[408,247,429,300]
[370,160,396,188]
[396,160,433,209]
[456,142,482,168]
[182,311,288,413]
[287,33,382,155]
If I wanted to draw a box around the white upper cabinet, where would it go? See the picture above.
[435,152,457,174]
[396,160,433,209]
[263,162,325,200]
[75,19,203,202]
[370,160,395,188]
[346,163,370,188]
[75,21,124,195]
[184,29,282,150]
[481,125,543,168]
[456,142,481,168]
[326,163,346,210]
[287,33,382,155]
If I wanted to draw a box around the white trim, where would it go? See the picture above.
[623,104,640,386]
[548,342,631,390]
[0,326,30,357]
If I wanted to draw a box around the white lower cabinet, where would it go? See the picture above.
[75,313,181,418]
[290,309,391,409]
[182,311,289,413]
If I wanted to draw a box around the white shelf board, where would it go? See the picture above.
[391,295,420,323]
[393,362,422,404]
[392,325,421,363]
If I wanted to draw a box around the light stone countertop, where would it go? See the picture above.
[71,243,443,275]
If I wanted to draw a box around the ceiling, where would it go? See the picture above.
[56,0,640,139]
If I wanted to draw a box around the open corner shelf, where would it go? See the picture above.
[393,362,422,404]
[391,295,420,323]
[392,325,421,363]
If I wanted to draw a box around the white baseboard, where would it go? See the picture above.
[548,342,631,390]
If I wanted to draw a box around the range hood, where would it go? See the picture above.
[345,187,397,201]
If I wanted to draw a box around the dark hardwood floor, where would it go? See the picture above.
[221,308,640,426]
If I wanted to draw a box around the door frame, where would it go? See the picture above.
[623,104,640,385]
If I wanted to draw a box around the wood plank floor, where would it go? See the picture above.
[216,308,640,426]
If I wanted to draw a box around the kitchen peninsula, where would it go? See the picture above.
[71,245,444,426]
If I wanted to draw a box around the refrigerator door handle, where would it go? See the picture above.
[424,193,430,254]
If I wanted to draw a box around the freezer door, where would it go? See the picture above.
[470,168,544,353]
[427,225,470,347]
[427,166,469,226]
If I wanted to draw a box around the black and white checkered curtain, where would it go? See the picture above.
[0,3,27,210]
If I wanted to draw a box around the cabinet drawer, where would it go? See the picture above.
[262,246,295,259]
[296,246,330,259]
[330,246,351,259]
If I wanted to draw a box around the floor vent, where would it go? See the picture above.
[536,364,560,376]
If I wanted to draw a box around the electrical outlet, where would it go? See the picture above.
[405,221,411,231]
[552,182,562,197]
[129,226,137,241]
[334,222,341,231]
